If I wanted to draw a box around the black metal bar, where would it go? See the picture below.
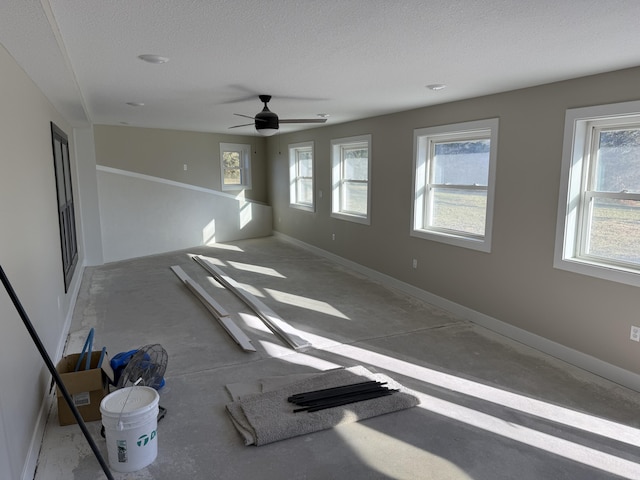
[288,381,384,402]
[292,385,391,406]
[294,389,398,413]
[0,265,114,480]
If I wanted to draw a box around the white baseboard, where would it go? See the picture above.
[21,395,54,480]
[274,232,640,393]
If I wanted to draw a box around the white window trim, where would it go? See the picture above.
[220,142,252,191]
[554,100,640,287]
[331,134,372,225]
[411,118,498,252]
[289,141,315,212]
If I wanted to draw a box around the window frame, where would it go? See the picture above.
[411,118,499,252]
[51,122,78,292]
[554,100,640,287]
[330,134,372,225]
[289,141,315,212]
[220,142,252,191]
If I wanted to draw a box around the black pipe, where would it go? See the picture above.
[0,265,114,480]
[293,386,392,408]
[288,380,384,402]
[293,389,397,413]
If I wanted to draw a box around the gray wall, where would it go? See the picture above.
[92,125,273,262]
[94,125,268,203]
[0,44,84,480]
[267,66,640,377]
[95,167,273,263]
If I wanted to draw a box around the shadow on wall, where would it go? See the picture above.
[97,168,272,263]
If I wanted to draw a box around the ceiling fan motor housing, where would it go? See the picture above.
[255,95,279,131]
[255,107,279,131]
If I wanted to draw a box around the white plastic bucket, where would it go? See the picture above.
[100,386,160,472]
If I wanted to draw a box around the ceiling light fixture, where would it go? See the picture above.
[257,128,278,137]
[426,84,447,91]
[137,54,170,64]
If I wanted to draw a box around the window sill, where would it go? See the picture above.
[410,228,491,253]
[554,256,640,288]
[331,211,370,225]
[290,203,315,213]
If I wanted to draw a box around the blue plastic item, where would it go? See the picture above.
[74,328,94,372]
[109,349,138,385]
[110,347,167,390]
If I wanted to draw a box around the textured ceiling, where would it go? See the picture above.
[2,1,640,135]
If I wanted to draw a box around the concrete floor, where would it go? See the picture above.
[35,236,640,479]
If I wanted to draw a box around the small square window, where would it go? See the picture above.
[220,142,251,190]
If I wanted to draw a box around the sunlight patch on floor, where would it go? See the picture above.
[336,422,473,480]
[194,241,244,252]
[266,288,350,319]
[258,340,341,370]
[331,343,640,448]
[228,261,286,278]
[234,282,264,298]
[416,391,640,479]
[204,277,226,290]
[238,312,272,333]
[314,342,640,479]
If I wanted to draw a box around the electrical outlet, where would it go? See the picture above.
[332,233,336,241]
[412,258,418,269]
[183,164,187,171]
[630,326,640,342]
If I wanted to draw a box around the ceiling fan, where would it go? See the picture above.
[230,95,327,136]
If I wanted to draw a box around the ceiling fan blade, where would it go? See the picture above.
[233,113,256,120]
[228,123,254,129]
[279,118,328,124]
[233,113,268,122]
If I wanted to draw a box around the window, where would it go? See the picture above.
[331,135,372,224]
[51,122,78,292]
[289,141,315,211]
[220,142,251,190]
[412,118,498,252]
[555,101,640,287]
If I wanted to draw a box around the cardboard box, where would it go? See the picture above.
[56,350,114,426]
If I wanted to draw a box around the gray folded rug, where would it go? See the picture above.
[225,366,420,446]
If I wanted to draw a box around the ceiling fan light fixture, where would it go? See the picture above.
[256,128,278,136]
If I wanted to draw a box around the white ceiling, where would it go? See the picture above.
[2,1,640,136]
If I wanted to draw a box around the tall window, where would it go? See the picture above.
[51,122,78,292]
[412,119,498,252]
[331,134,372,225]
[220,142,251,190]
[289,141,315,211]
[555,101,640,287]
